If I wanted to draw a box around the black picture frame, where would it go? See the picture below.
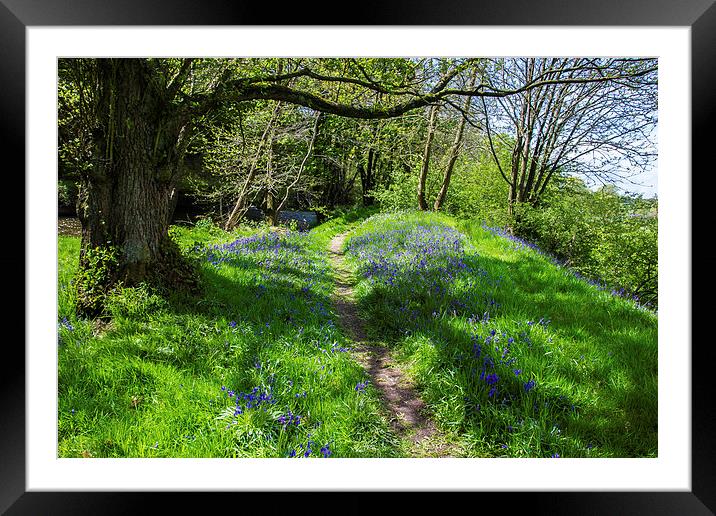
[3,1,713,513]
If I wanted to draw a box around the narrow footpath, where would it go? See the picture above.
[329,232,462,457]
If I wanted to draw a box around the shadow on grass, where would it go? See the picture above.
[58,210,402,457]
[355,245,658,457]
[103,244,339,380]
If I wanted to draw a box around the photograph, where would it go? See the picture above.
[5,1,714,512]
[56,56,660,460]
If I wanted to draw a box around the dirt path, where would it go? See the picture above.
[329,232,461,457]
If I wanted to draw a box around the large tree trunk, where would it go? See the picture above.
[77,156,177,283]
[75,59,196,316]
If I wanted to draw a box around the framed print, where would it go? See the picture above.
[4,0,714,513]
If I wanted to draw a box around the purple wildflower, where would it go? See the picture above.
[60,317,74,331]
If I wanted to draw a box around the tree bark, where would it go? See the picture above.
[434,69,477,211]
[361,147,377,206]
[265,121,278,226]
[417,104,440,211]
[74,59,196,316]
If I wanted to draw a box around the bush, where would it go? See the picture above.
[372,170,419,212]
[75,245,119,316]
[105,283,168,319]
[58,179,79,209]
[194,217,218,232]
[514,184,658,308]
[372,153,511,228]
[440,158,511,227]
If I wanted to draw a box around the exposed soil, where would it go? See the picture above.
[329,233,461,457]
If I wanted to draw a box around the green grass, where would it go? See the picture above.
[58,206,657,458]
[57,208,397,458]
[343,211,657,458]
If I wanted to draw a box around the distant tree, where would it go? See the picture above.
[434,66,479,211]
[310,114,363,208]
[417,103,441,211]
[481,58,657,217]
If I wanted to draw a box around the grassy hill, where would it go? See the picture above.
[345,211,657,457]
[58,215,397,458]
[57,210,657,458]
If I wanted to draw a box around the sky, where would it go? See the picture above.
[614,167,658,198]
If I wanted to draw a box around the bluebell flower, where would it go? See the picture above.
[60,317,74,331]
[355,381,369,394]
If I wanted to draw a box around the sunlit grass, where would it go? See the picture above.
[57,209,397,458]
[58,208,657,458]
[344,211,657,458]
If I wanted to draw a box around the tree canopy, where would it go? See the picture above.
[58,57,658,316]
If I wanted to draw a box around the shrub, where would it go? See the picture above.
[75,245,119,316]
[514,184,658,308]
[105,283,168,319]
[58,179,79,209]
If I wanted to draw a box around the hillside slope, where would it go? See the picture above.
[344,211,657,458]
